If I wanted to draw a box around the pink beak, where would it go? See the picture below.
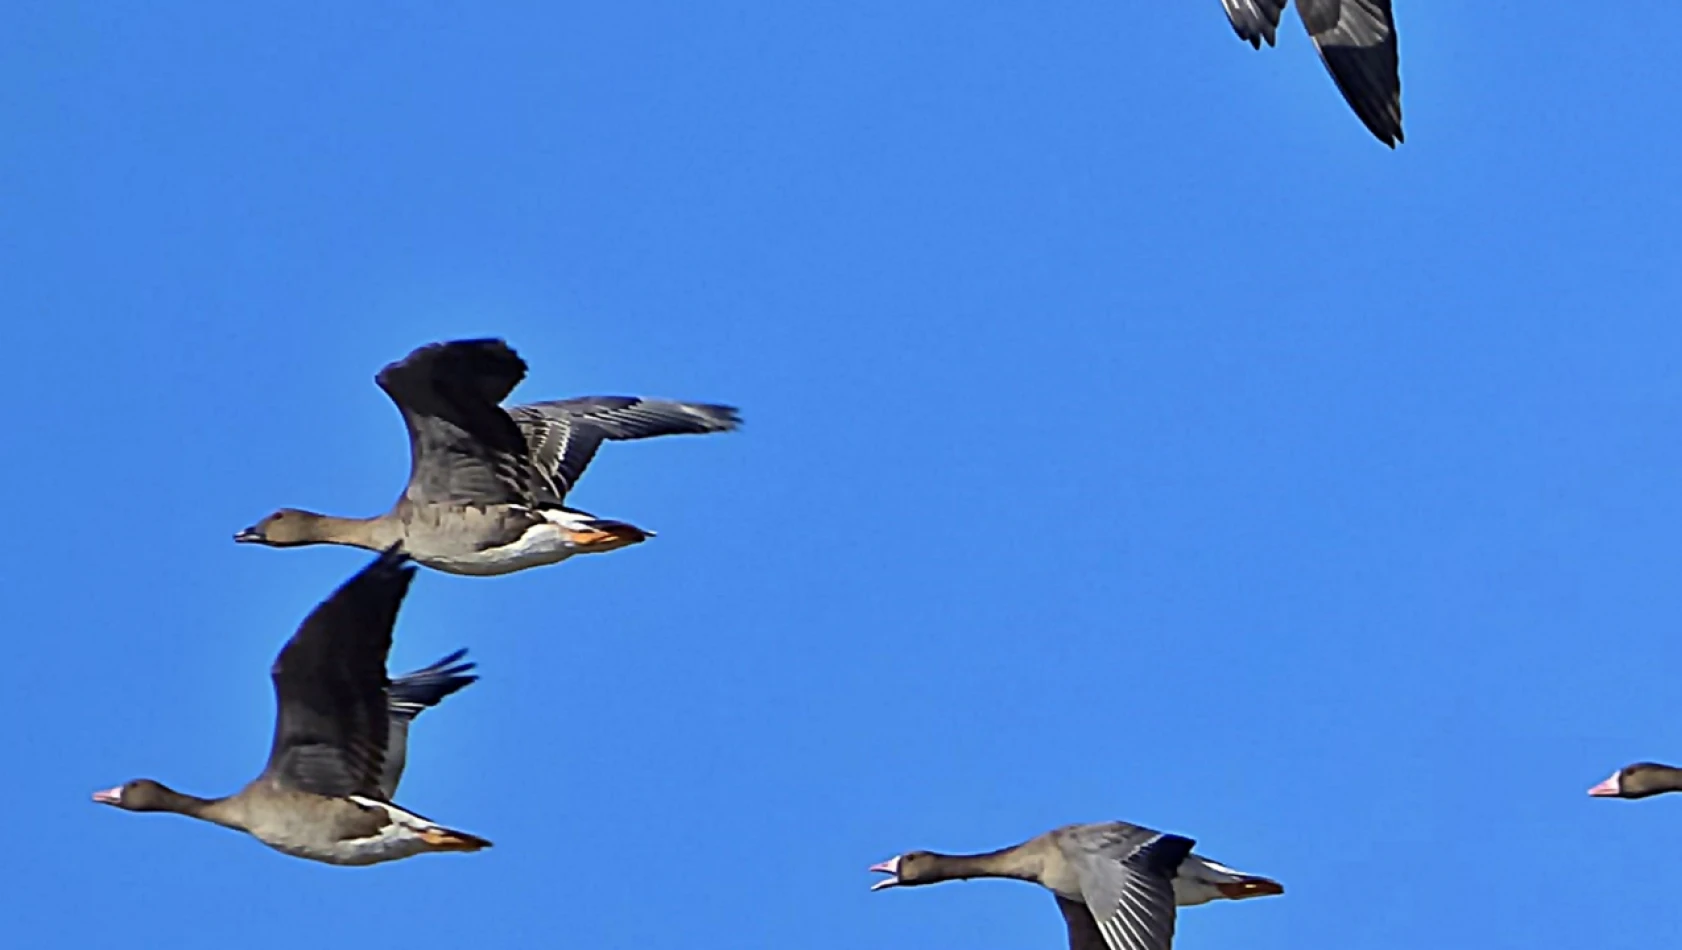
[1587,774,1623,798]
[91,786,122,805]
[869,856,901,890]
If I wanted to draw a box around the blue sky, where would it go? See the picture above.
[5,1,1681,947]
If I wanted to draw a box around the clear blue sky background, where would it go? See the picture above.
[5,2,1680,947]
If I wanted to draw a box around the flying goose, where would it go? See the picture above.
[870,821,1281,950]
[235,338,740,575]
[92,547,491,865]
[1221,0,1403,146]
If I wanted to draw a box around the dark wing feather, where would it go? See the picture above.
[1220,0,1286,47]
[1298,0,1403,145]
[507,397,741,504]
[379,649,478,798]
[1057,896,1111,950]
[375,339,537,507]
[265,546,415,799]
[387,648,477,722]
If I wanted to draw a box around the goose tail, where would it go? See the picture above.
[542,509,654,551]
[417,826,494,853]
[1174,855,1284,906]
[1215,874,1285,899]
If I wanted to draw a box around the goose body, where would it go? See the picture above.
[234,793,475,867]
[412,507,645,576]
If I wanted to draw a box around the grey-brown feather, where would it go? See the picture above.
[508,397,742,505]
[223,779,393,846]
[388,501,541,557]
[1219,0,1401,146]
[1220,0,1285,46]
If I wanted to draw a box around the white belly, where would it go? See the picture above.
[418,521,577,576]
[265,829,433,867]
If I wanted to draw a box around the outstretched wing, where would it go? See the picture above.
[1220,0,1402,146]
[380,649,478,798]
[375,339,536,507]
[265,547,415,799]
[507,397,741,504]
[1220,0,1286,47]
[1058,824,1195,950]
[1298,0,1403,145]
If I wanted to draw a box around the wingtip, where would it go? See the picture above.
[416,647,475,678]
[390,648,480,712]
[1367,116,1403,148]
[700,403,744,431]
[1225,10,1277,48]
[431,647,471,668]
